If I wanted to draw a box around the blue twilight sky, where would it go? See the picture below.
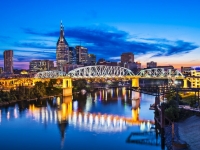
[0,0,200,69]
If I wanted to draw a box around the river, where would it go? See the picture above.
[0,87,161,150]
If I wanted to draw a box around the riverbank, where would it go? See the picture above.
[178,115,200,150]
[0,95,62,107]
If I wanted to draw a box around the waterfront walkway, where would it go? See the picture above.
[178,115,200,150]
[179,105,200,112]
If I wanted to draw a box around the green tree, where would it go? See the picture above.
[48,79,57,87]
[2,92,10,101]
[165,106,179,121]
[32,82,46,99]
[72,79,87,92]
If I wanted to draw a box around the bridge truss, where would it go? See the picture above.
[33,66,184,82]
[67,65,135,78]
[34,71,68,78]
[137,68,184,78]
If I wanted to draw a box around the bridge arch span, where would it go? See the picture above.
[34,71,68,78]
[67,65,135,78]
[137,68,184,78]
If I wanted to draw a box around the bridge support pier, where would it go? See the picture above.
[183,79,188,88]
[132,77,139,87]
[63,78,72,103]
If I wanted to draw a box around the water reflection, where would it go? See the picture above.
[0,88,154,127]
[0,87,157,149]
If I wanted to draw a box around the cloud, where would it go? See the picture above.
[151,40,198,57]
[21,25,198,61]
[14,41,55,50]
[9,40,56,63]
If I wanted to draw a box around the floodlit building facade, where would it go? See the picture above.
[188,67,200,88]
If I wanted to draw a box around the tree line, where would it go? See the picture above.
[0,79,94,103]
[0,79,62,103]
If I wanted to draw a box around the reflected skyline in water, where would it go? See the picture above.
[0,88,160,150]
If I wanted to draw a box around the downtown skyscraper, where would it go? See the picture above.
[56,21,69,71]
[4,50,13,74]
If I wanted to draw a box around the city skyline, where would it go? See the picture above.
[0,0,200,69]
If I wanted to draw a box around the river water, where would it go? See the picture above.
[0,87,161,150]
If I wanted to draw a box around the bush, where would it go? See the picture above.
[165,106,179,121]
[189,98,196,107]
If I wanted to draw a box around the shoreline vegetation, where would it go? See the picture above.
[0,79,94,107]
[0,95,62,107]
[0,79,63,107]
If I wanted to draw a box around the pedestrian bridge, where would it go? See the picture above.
[33,65,187,88]
[34,65,184,79]
[34,65,135,79]
[0,65,188,89]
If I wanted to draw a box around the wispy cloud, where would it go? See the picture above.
[150,40,197,57]
[20,25,198,61]
[13,41,55,50]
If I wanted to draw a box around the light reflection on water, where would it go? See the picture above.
[0,87,160,150]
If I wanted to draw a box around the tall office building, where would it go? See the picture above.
[4,50,13,73]
[56,21,69,71]
[29,60,54,72]
[0,67,3,74]
[121,52,134,65]
[87,54,96,65]
[147,61,157,68]
[75,46,88,65]
[69,47,77,64]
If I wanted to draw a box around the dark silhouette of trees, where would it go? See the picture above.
[0,80,63,103]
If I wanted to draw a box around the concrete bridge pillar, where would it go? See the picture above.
[63,95,73,103]
[183,79,188,88]
[132,77,139,87]
[63,78,73,103]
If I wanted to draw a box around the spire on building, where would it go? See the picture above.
[60,21,64,41]
[57,21,68,46]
